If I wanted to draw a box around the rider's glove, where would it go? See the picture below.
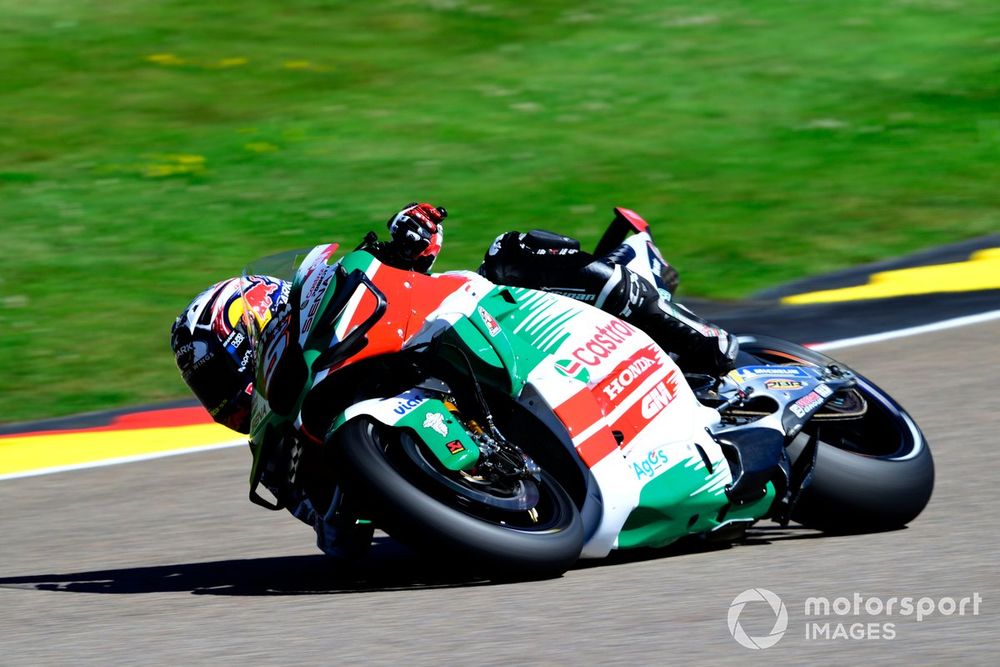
[386,202,446,272]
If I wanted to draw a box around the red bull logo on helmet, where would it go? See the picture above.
[229,279,281,330]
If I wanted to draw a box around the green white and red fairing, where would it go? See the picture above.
[288,248,775,558]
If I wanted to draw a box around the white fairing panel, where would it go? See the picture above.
[522,292,727,557]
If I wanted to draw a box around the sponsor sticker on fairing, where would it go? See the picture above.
[554,359,591,384]
[731,366,811,383]
[790,391,825,418]
[423,412,448,437]
[393,396,425,416]
[765,379,804,391]
[640,373,680,420]
[477,306,502,337]
[632,448,670,480]
[600,346,661,401]
[570,320,638,367]
[300,269,334,334]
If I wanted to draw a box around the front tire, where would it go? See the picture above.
[332,417,584,578]
[738,335,934,532]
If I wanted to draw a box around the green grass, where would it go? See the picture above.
[1,0,998,422]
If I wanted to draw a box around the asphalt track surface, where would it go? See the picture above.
[1,321,997,665]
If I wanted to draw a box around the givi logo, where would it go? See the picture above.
[640,372,679,419]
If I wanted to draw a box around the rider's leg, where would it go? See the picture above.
[479,231,738,375]
[598,266,738,375]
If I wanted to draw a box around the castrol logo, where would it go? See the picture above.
[572,320,637,367]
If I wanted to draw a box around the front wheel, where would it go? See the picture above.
[332,417,584,578]
[738,335,934,533]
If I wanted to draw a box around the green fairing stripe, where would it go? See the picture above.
[330,249,376,280]
[617,462,775,549]
[504,287,578,354]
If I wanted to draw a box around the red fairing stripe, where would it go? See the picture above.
[575,430,620,468]
[327,264,470,372]
[553,389,619,467]
[553,390,600,439]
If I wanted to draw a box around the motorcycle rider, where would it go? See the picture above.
[170,202,739,553]
[170,202,737,435]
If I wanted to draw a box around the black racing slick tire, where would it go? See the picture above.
[738,335,934,533]
[333,417,584,579]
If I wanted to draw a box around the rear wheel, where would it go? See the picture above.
[738,335,934,532]
[332,417,584,578]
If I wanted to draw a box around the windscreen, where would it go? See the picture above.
[238,243,343,402]
[239,248,308,353]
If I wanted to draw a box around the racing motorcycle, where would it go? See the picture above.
[241,209,934,578]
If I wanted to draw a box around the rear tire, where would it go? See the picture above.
[333,417,584,578]
[738,335,934,532]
